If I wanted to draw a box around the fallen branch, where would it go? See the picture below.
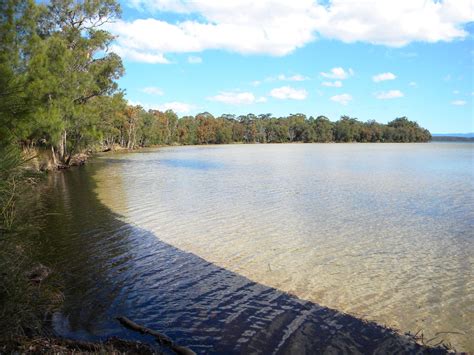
[117,316,196,355]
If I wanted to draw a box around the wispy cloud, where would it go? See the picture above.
[187,55,202,64]
[252,73,309,86]
[321,80,342,87]
[207,91,265,105]
[373,72,396,82]
[409,81,417,87]
[330,93,353,105]
[451,100,466,106]
[109,44,170,64]
[128,100,196,113]
[277,74,309,82]
[375,90,404,99]
[269,86,308,100]
[400,52,418,58]
[157,102,195,113]
[142,86,164,95]
[321,67,354,80]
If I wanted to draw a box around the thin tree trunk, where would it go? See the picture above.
[58,130,67,163]
[51,145,58,168]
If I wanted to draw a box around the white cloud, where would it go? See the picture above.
[409,81,417,87]
[373,72,397,82]
[109,44,170,64]
[207,91,264,105]
[313,0,474,47]
[128,100,195,113]
[142,86,164,95]
[452,90,460,94]
[400,52,418,58]
[320,67,353,80]
[112,1,474,62]
[188,55,202,64]
[107,4,318,61]
[330,93,353,105]
[254,73,309,84]
[451,100,466,106]
[277,74,309,81]
[269,86,308,100]
[375,90,404,99]
[321,80,343,87]
[155,101,196,113]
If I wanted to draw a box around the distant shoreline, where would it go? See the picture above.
[431,136,474,142]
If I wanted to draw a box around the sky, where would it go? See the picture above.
[107,0,474,133]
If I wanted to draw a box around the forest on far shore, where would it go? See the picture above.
[100,110,432,150]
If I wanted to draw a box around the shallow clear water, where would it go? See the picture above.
[34,143,473,353]
[94,143,473,351]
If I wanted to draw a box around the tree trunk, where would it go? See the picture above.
[58,130,67,163]
[51,145,58,167]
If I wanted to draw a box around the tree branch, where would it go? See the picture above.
[116,316,196,355]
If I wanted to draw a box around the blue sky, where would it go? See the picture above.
[108,0,473,133]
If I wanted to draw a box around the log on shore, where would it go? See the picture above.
[117,316,196,355]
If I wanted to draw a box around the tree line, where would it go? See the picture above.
[1,0,431,171]
[110,110,431,148]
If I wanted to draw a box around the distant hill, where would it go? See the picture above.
[432,133,474,138]
[431,135,474,142]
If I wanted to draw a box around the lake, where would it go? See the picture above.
[32,143,473,353]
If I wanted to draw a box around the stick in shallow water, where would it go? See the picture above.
[116,316,196,355]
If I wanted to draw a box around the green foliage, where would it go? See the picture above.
[0,1,124,338]
[1,0,124,165]
[96,109,431,148]
[0,145,23,231]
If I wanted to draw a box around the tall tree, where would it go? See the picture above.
[27,0,124,165]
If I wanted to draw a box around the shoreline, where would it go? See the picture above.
[24,139,440,172]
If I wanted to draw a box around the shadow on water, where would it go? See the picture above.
[28,164,448,354]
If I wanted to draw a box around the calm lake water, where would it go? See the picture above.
[33,143,473,353]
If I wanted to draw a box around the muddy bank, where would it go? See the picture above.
[21,143,149,171]
[22,147,92,171]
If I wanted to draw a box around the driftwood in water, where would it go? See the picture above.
[117,316,196,355]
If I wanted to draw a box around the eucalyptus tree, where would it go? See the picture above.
[28,0,124,165]
[0,0,39,145]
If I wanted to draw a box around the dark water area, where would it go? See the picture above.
[26,163,446,354]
